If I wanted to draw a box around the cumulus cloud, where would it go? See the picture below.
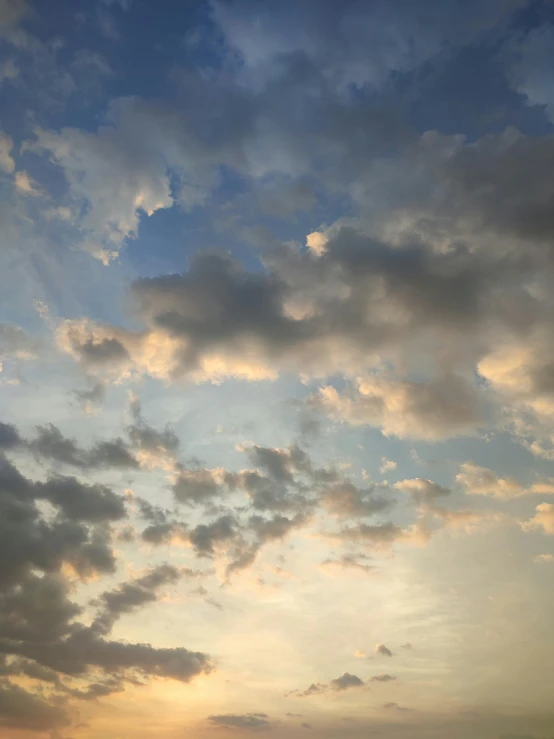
[521,503,554,535]
[173,467,226,506]
[319,481,390,519]
[313,373,483,440]
[25,98,217,262]
[6,0,554,734]
[51,225,498,391]
[90,564,182,635]
[4,421,138,471]
[0,452,212,718]
[46,170,554,460]
[330,672,365,691]
[0,455,119,587]
[336,521,429,550]
[380,458,397,475]
[376,644,393,657]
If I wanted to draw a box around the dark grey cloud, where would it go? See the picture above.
[127,398,180,465]
[173,467,223,505]
[246,443,311,482]
[0,453,212,716]
[296,683,327,697]
[87,438,139,468]
[5,420,139,471]
[444,131,554,246]
[321,553,375,573]
[34,476,126,523]
[376,644,394,658]
[0,680,69,732]
[55,226,501,442]
[370,674,396,682]
[33,423,138,470]
[330,673,365,691]
[76,336,130,367]
[91,564,182,635]
[0,422,21,450]
[208,713,272,731]
[30,423,88,467]
[213,0,526,93]
[4,628,212,683]
[137,499,189,545]
[64,677,124,701]
[189,515,237,557]
[15,660,61,684]
[0,455,118,587]
[50,120,554,456]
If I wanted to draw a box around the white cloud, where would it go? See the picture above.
[379,458,397,475]
[522,503,554,535]
[25,98,217,262]
[306,231,328,256]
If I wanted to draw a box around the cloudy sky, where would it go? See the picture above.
[1,0,554,737]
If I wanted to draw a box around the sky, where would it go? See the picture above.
[1,0,554,737]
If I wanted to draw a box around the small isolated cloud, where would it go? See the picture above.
[380,458,397,475]
[383,702,413,713]
[370,674,396,682]
[376,644,393,657]
[301,723,313,729]
[534,553,554,564]
[330,673,365,691]
[321,553,375,574]
[293,683,327,698]
[208,713,271,731]
[395,477,451,506]
[305,230,328,256]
